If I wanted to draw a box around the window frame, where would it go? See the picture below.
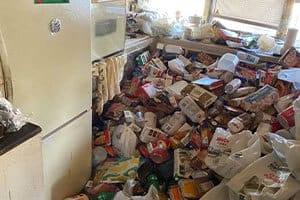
[207,0,295,38]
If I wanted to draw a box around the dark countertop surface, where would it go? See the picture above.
[0,123,42,156]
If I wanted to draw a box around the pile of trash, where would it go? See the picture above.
[69,44,300,200]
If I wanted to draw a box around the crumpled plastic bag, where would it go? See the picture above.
[113,185,159,200]
[269,133,300,181]
[201,181,230,200]
[0,97,27,133]
[227,153,300,200]
[205,128,261,179]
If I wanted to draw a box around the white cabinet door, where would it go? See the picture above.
[43,111,92,200]
[0,135,44,200]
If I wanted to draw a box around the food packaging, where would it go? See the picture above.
[225,78,242,94]
[228,113,253,134]
[275,92,300,113]
[269,133,300,181]
[277,106,295,129]
[140,126,167,143]
[168,185,184,200]
[174,149,193,179]
[217,53,239,73]
[241,85,279,112]
[205,128,261,179]
[168,58,189,75]
[179,96,206,123]
[94,156,140,183]
[237,51,260,64]
[144,112,157,128]
[161,111,186,135]
[294,97,300,140]
[181,84,217,108]
[227,154,300,200]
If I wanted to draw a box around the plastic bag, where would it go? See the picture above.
[227,153,300,200]
[269,133,300,181]
[205,128,261,179]
[0,97,27,133]
[201,181,230,200]
[114,185,159,200]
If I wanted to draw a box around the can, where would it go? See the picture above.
[225,78,242,94]
[277,106,295,129]
[228,113,253,133]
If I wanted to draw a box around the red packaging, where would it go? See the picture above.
[271,118,283,132]
[129,77,142,96]
[94,129,111,146]
[277,106,295,129]
[136,83,158,102]
[104,146,119,157]
[147,139,170,164]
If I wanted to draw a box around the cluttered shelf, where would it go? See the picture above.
[158,37,280,64]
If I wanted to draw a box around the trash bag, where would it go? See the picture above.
[227,153,300,200]
[205,128,261,179]
[269,133,300,181]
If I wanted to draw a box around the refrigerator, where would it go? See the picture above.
[0,1,92,199]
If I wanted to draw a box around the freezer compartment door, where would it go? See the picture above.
[0,0,92,136]
[42,111,92,200]
[91,0,126,60]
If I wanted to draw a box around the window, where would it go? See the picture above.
[289,1,300,47]
[211,0,285,35]
[139,0,206,19]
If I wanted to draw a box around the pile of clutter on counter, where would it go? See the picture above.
[68,44,300,200]
[127,10,284,56]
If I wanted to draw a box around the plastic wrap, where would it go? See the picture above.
[0,97,26,133]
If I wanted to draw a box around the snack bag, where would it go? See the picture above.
[227,154,300,200]
[205,128,261,179]
[95,156,140,183]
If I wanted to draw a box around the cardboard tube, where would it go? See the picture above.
[282,28,298,54]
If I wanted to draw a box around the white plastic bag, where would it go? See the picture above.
[269,133,300,181]
[114,185,159,200]
[112,124,137,157]
[201,181,230,200]
[227,153,300,200]
[205,128,261,179]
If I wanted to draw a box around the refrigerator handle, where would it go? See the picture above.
[0,29,13,102]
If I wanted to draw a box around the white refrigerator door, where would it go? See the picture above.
[43,111,92,200]
[0,0,92,137]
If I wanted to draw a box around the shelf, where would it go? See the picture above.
[125,36,154,54]
[158,37,280,64]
